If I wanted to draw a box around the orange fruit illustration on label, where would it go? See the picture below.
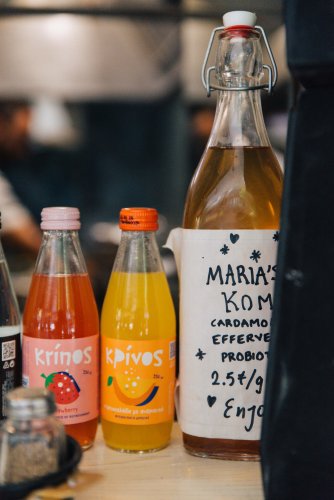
[42,371,80,404]
[107,373,159,406]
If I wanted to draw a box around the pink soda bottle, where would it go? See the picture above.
[22,207,99,449]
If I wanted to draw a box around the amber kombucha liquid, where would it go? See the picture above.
[183,146,283,460]
[23,274,99,449]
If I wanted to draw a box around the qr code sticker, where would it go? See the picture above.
[2,340,15,362]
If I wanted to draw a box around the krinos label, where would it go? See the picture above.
[22,335,99,425]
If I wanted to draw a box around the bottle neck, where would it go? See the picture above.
[35,230,87,275]
[210,28,270,148]
[113,231,163,274]
[209,89,269,148]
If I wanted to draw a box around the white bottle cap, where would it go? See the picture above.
[41,206,81,230]
[223,11,257,28]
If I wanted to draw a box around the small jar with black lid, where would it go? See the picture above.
[0,387,66,484]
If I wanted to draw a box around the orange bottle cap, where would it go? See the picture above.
[119,207,158,231]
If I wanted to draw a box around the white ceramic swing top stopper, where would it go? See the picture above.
[223,11,257,28]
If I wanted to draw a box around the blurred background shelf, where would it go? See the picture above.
[0,0,287,310]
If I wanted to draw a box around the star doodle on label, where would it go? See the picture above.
[250,249,261,263]
[273,231,279,242]
[220,244,229,255]
[195,348,206,361]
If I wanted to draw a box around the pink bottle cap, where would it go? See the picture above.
[40,207,81,230]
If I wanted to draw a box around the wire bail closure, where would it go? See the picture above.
[201,25,277,97]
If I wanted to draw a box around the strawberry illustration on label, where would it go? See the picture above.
[41,371,80,404]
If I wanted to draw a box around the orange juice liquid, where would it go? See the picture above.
[101,271,176,452]
[23,274,99,449]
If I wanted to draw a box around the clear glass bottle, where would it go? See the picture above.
[180,11,283,460]
[101,207,176,452]
[0,213,21,420]
[0,387,65,484]
[22,207,99,450]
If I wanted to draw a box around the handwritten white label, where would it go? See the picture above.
[166,228,279,440]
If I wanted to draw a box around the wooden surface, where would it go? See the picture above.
[31,424,264,499]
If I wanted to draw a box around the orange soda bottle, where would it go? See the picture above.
[101,208,176,452]
[22,207,99,449]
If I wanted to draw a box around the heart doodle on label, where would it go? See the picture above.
[207,395,217,408]
[230,233,239,244]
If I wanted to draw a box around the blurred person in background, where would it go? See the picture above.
[0,100,41,256]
